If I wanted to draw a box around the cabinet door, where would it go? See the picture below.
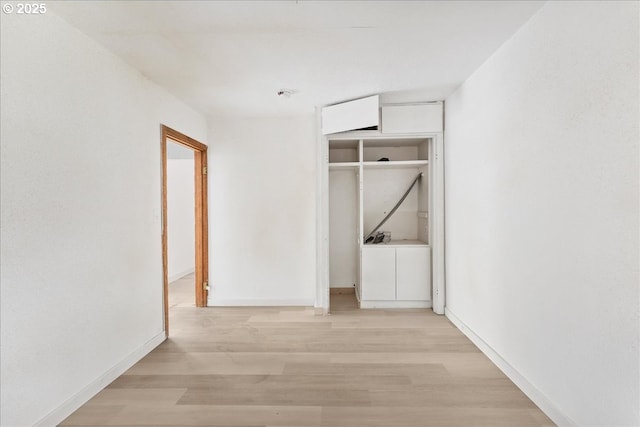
[322,95,379,135]
[361,248,396,300]
[396,247,431,301]
[381,103,443,134]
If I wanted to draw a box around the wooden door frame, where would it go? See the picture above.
[161,125,208,337]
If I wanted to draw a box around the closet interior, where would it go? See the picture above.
[329,135,433,309]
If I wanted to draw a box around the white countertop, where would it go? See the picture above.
[363,240,429,248]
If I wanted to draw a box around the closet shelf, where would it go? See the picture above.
[329,162,360,170]
[363,160,428,169]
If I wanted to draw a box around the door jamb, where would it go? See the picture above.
[161,125,208,337]
[315,108,330,314]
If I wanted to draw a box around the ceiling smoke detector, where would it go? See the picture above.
[277,89,295,98]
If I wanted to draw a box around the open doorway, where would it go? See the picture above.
[161,125,208,337]
[166,143,195,311]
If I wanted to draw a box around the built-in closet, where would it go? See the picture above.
[320,96,445,312]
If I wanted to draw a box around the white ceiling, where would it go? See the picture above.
[51,0,544,117]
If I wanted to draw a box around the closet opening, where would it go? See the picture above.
[327,134,443,312]
[329,139,360,309]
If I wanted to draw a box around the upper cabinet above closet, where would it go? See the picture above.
[321,95,443,135]
[381,103,443,134]
[321,95,379,135]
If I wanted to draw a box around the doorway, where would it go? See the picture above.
[161,125,208,337]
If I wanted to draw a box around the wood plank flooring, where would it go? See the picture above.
[60,278,554,426]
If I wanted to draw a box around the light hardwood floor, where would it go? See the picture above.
[60,278,554,426]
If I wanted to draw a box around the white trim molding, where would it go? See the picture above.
[430,132,445,314]
[360,300,431,309]
[34,332,166,427]
[445,308,577,427]
[315,106,330,315]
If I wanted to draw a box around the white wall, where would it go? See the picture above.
[207,116,316,305]
[0,11,207,427]
[444,2,639,426]
[167,157,195,281]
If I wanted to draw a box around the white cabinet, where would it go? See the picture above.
[361,247,396,300]
[360,246,431,307]
[381,103,443,134]
[322,95,379,135]
[396,247,431,300]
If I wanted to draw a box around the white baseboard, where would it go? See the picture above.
[208,298,315,307]
[34,331,166,427]
[359,300,431,309]
[168,267,195,283]
[445,308,577,427]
